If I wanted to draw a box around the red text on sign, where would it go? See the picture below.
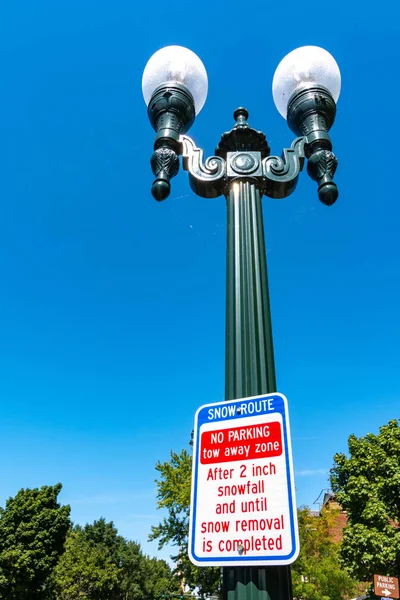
[200,422,282,464]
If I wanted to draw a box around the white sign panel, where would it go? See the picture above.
[188,393,299,566]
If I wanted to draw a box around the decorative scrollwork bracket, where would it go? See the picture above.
[263,137,306,199]
[179,133,307,200]
[180,136,226,198]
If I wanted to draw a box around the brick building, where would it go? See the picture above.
[320,490,348,543]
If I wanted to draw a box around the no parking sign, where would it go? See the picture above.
[188,393,299,566]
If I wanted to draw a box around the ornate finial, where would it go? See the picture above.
[233,107,249,126]
[215,107,270,158]
[306,149,338,206]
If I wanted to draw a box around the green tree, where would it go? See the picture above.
[0,483,71,599]
[142,555,179,600]
[149,448,220,598]
[292,506,361,600]
[330,418,400,582]
[49,527,120,600]
[51,518,178,600]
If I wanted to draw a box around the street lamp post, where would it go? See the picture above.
[142,44,340,600]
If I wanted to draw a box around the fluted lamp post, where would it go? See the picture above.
[142,45,341,600]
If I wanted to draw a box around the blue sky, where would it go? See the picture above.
[0,0,399,562]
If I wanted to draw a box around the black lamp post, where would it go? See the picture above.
[142,44,340,600]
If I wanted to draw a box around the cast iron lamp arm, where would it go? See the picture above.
[180,135,226,198]
[148,83,196,202]
[148,90,338,203]
[262,136,306,199]
[180,129,307,200]
[287,85,338,206]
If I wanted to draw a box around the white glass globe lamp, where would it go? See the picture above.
[142,45,208,115]
[272,46,341,119]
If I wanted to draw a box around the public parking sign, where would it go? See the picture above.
[188,393,299,566]
[374,575,399,598]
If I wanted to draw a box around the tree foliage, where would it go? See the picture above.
[149,448,220,598]
[51,518,178,600]
[292,506,362,600]
[0,485,177,600]
[0,483,71,599]
[50,520,121,600]
[330,418,400,582]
